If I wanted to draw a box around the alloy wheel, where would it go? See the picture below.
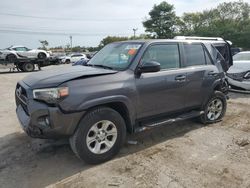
[207,98,223,121]
[86,120,118,154]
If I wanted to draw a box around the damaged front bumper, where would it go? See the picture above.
[16,104,85,138]
[15,81,85,139]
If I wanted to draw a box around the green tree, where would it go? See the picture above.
[178,11,214,36]
[39,40,49,50]
[71,46,86,52]
[99,36,129,48]
[143,1,178,39]
[178,0,250,49]
[97,35,152,50]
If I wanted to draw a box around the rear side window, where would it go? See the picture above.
[13,47,27,51]
[71,54,83,57]
[141,44,180,70]
[184,44,206,67]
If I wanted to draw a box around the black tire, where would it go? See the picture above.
[17,64,24,71]
[6,54,17,63]
[199,91,227,124]
[65,59,70,64]
[22,62,35,72]
[70,107,126,164]
[38,52,47,59]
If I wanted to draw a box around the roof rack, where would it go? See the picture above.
[174,36,224,41]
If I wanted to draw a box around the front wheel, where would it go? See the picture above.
[199,91,227,124]
[6,54,17,63]
[70,107,126,164]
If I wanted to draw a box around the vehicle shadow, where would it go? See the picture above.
[0,120,202,188]
[0,70,39,74]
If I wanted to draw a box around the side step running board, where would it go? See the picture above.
[135,111,204,133]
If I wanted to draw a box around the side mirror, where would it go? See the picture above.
[138,61,160,73]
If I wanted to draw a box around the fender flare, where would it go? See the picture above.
[202,79,225,108]
[76,95,136,131]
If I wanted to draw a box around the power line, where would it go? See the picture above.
[0,12,141,22]
[0,24,97,33]
[0,29,132,36]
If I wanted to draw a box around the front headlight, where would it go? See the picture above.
[33,87,69,104]
[243,72,250,79]
[226,72,245,81]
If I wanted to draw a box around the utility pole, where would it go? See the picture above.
[133,28,138,39]
[70,35,72,49]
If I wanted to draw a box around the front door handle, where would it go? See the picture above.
[175,75,186,82]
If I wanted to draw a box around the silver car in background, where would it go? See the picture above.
[227,51,250,93]
[0,45,50,63]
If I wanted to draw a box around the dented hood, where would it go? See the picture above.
[23,66,118,88]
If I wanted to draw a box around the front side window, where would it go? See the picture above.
[13,47,28,51]
[141,44,180,70]
[184,44,206,67]
[88,43,142,70]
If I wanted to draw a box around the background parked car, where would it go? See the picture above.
[231,47,242,56]
[227,51,250,92]
[86,51,98,59]
[48,52,66,65]
[72,59,89,66]
[61,53,87,64]
[0,45,50,63]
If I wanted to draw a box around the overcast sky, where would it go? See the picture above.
[0,0,249,49]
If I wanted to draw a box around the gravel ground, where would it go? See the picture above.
[0,65,250,188]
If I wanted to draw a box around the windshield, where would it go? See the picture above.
[233,53,250,61]
[87,42,142,70]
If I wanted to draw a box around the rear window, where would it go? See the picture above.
[184,44,206,67]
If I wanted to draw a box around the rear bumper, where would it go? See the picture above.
[16,94,85,139]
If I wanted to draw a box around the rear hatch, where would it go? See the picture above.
[212,42,233,72]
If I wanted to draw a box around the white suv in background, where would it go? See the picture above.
[61,53,88,64]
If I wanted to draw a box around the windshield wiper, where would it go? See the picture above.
[86,64,114,70]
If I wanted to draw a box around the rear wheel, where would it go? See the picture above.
[70,107,126,164]
[38,52,47,59]
[22,62,35,72]
[199,91,227,124]
[6,54,17,63]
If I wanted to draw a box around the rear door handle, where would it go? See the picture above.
[175,75,186,82]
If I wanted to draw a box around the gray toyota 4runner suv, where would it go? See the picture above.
[16,39,232,164]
